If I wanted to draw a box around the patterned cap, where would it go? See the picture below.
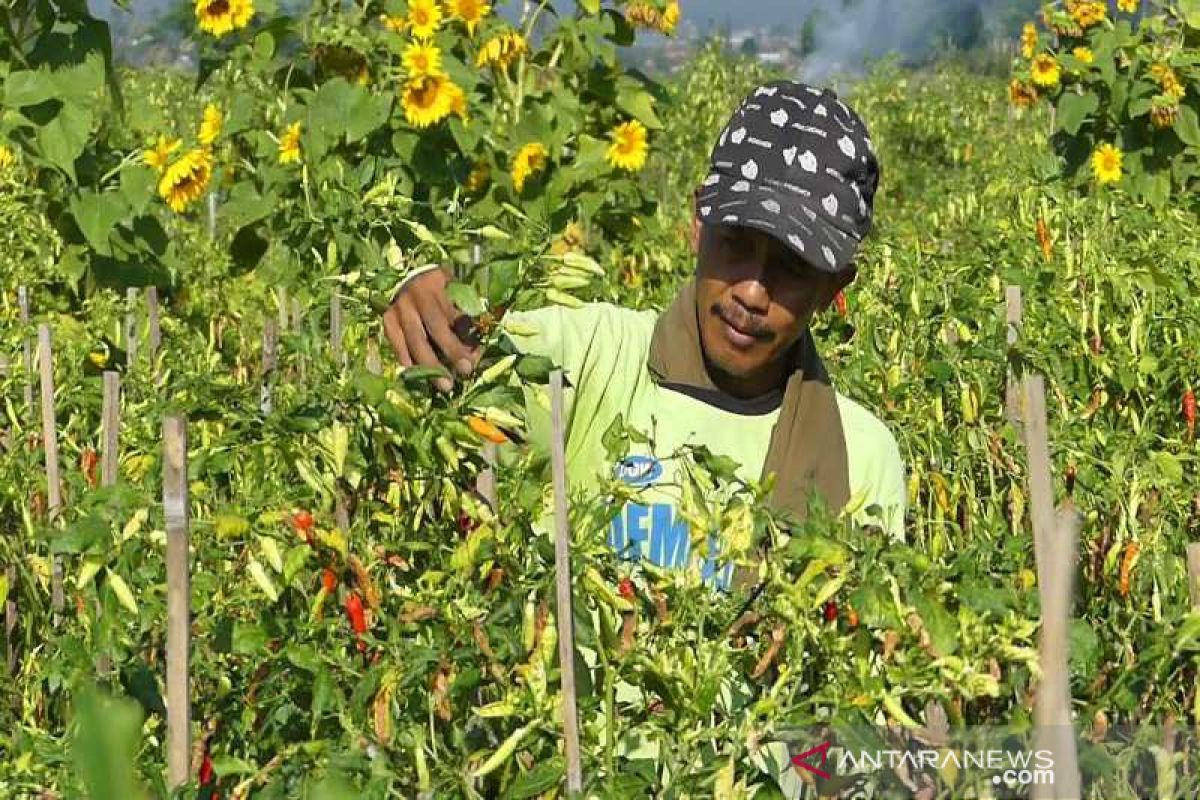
[697,80,880,274]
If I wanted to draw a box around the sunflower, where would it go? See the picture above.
[1151,64,1186,100]
[511,142,548,193]
[660,1,681,34]
[0,145,13,169]
[1020,22,1037,59]
[403,41,443,78]
[1117,0,1138,12]
[157,148,213,212]
[605,120,649,172]
[401,74,457,128]
[1150,98,1179,129]
[406,0,441,40]
[278,122,302,164]
[1070,1,1106,29]
[380,14,406,32]
[550,221,587,256]
[466,160,490,194]
[198,103,223,146]
[446,81,468,121]
[475,31,527,70]
[1090,143,1122,185]
[194,0,254,37]
[1030,54,1060,88]
[1008,79,1037,109]
[447,0,490,37]
[144,135,183,172]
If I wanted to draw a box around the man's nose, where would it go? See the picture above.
[731,240,772,308]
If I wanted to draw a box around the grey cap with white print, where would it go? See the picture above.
[697,80,881,273]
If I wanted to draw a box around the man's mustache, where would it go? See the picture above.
[712,301,774,341]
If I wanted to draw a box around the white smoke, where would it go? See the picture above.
[801,0,1027,83]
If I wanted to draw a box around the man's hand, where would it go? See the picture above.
[382,266,482,392]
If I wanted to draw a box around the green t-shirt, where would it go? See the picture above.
[501,301,907,582]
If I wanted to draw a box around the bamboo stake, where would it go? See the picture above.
[163,416,191,790]
[549,369,583,795]
[101,371,120,487]
[278,287,290,333]
[38,325,64,614]
[1005,286,1023,431]
[261,320,278,415]
[472,241,499,514]
[1032,502,1082,800]
[19,287,32,414]
[0,358,9,452]
[365,338,382,375]
[1186,543,1200,609]
[125,287,139,366]
[147,287,162,360]
[1022,375,1055,589]
[1,356,14,677]
[330,290,344,368]
[95,370,121,680]
[4,563,14,678]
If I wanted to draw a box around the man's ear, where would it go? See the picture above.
[818,265,857,311]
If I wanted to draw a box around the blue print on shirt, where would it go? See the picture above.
[608,502,734,591]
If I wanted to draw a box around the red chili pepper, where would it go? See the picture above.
[81,448,99,488]
[1065,464,1077,496]
[833,291,848,318]
[845,605,859,628]
[199,749,215,785]
[292,510,315,543]
[1184,388,1196,439]
[345,591,368,651]
[456,510,476,536]
[617,578,635,601]
[823,600,838,624]
[321,568,337,593]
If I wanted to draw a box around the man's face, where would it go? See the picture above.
[694,209,851,397]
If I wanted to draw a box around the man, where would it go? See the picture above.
[383,80,906,588]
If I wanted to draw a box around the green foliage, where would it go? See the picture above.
[1011,0,1200,207]
[2,3,1200,798]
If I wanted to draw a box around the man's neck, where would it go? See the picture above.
[703,346,795,400]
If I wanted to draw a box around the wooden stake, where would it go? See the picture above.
[0,358,9,452]
[330,290,344,368]
[261,320,278,415]
[19,287,32,415]
[147,287,162,360]
[37,325,64,614]
[1186,543,1200,609]
[1032,501,1082,800]
[365,338,382,375]
[471,241,499,515]
[4,564,14,678]
[549,370,583,795]
[125,287,139,366]
[278,287,290,333]
[101,371,120,488]
[163,416,191,790]
[1005,286,1023,430]
[1022,375,1055,589]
